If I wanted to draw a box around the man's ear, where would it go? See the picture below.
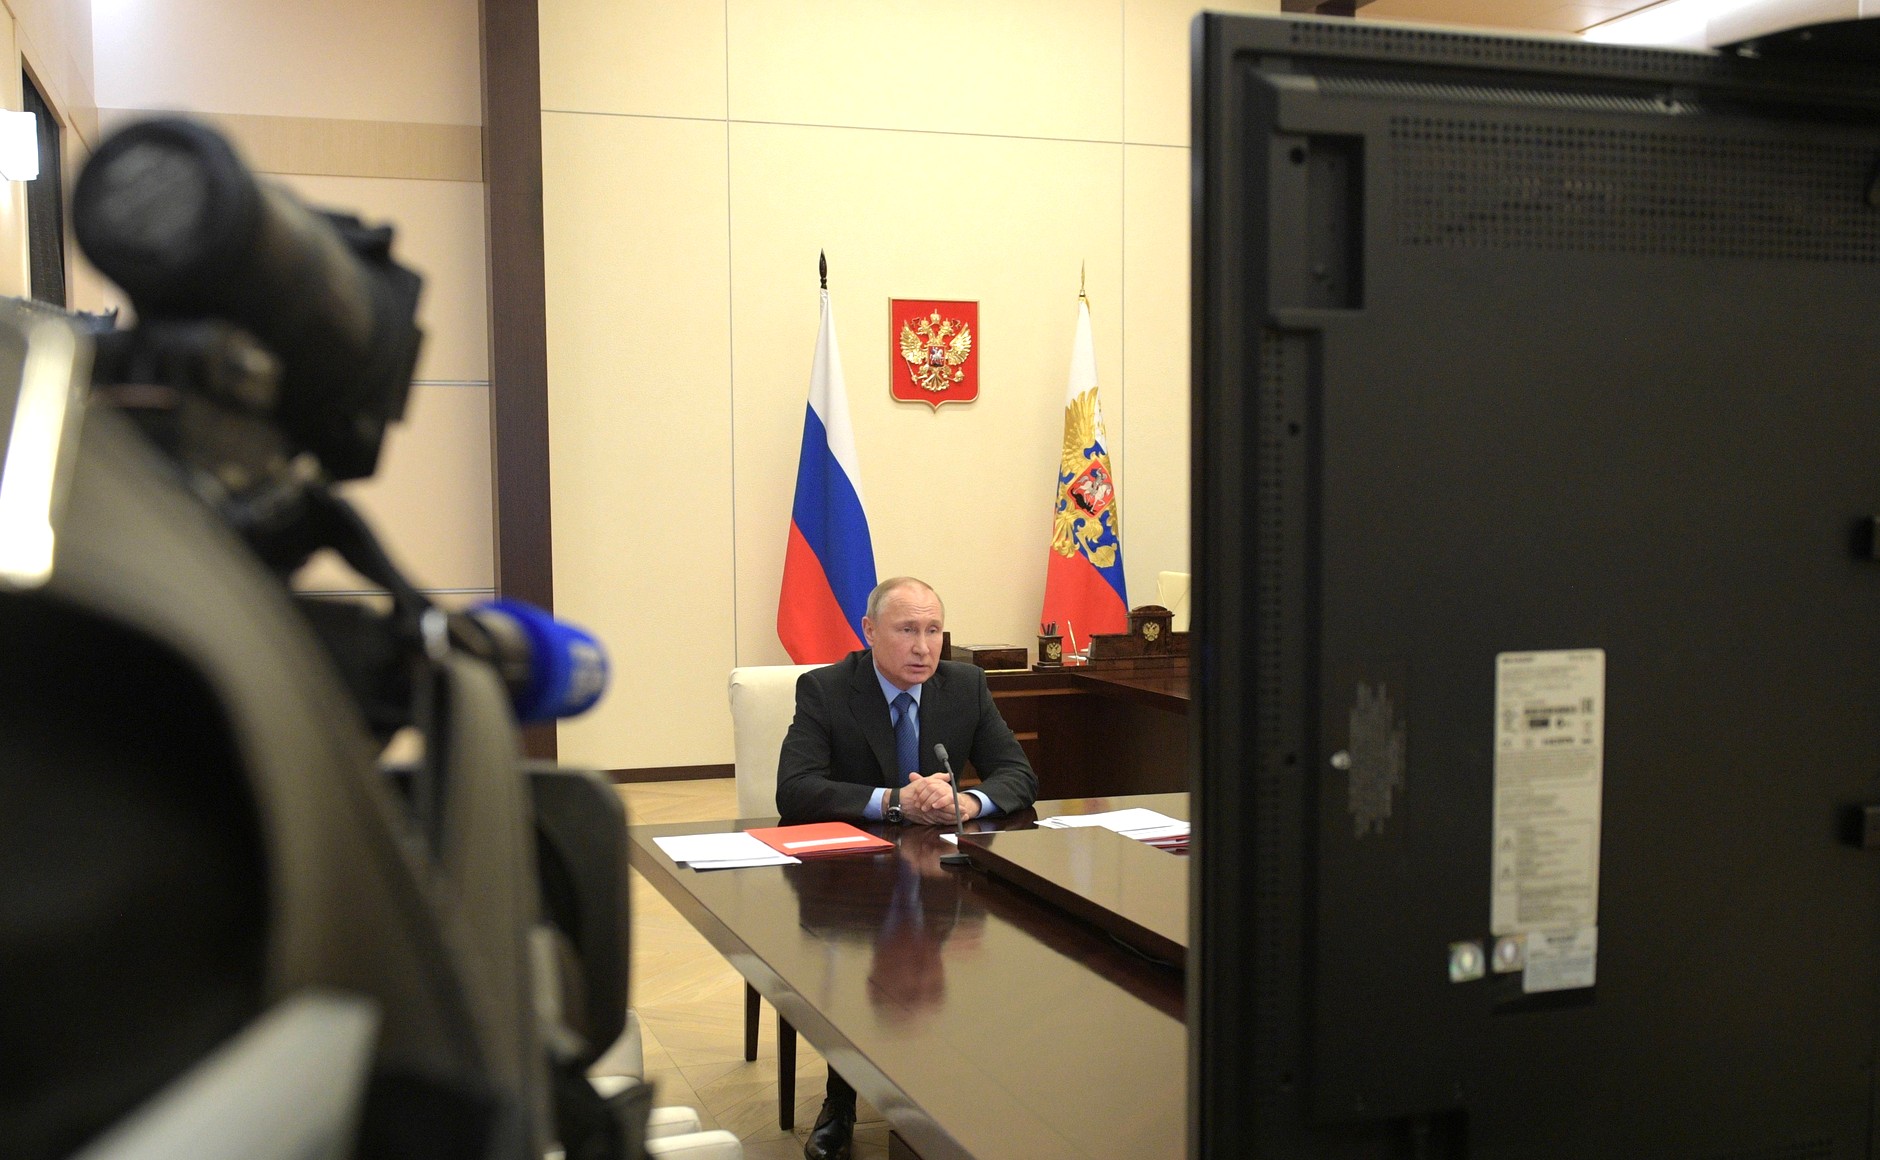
[861,617,875,647]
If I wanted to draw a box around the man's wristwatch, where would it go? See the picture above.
[885,786,904,824]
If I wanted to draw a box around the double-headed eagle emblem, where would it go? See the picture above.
[898,310,973,393]
[1052,388,1121,569]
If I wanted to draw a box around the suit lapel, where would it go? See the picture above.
[849,652,899,786]
[919,664,950,776]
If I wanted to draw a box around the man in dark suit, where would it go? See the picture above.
[776,576,1036,1160]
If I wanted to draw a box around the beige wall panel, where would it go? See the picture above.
[97,111,484,183]
[14,0,95,144]
[270,174,490,385]
[542,112,735,771]
[540,0,726,120]
[729,122,1123,668]
[1124,0,1279,147]
[290,552,371,596]
[91,0,480,125]
[297,383,496,593]
[0,13,23,299]
[1121,143,1189,604]
[65,132,114,312]
[73,125,129,315]
[67,249,115,314]
[272,178,491,598]
[727,0,1123,142]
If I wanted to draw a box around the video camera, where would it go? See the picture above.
[0,118,641,1160]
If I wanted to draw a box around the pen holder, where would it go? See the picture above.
[1036,633,1064,667]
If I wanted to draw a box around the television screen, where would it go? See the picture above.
[1192,14,1880,1158]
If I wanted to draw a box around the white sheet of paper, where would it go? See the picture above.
[654,832,796,868]
[1038,808,1183,833]
[1119,822,1190,841]
[687,855,801,871]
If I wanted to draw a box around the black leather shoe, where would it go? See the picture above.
[804,1097,856,1160]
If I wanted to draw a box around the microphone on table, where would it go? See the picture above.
[934,743,972,866]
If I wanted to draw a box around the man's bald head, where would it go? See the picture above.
[865,577,944,621]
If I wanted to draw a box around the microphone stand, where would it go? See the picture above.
[934,743,972,866]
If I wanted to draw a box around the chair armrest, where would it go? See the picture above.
[644,1130,743,1160]
[646,1105,704,1138]
[588,1009,645,1080]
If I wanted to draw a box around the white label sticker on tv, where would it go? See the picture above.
[1523,926,1598,994]
[1492,649,1605,939]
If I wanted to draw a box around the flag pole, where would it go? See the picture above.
[781,246,877,662]
[1039,264,1128,642]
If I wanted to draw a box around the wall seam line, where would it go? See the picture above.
[725,0,740,672]
[539,105,1173,149]
[300,587,498,598]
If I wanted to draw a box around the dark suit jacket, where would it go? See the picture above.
[775,651,1038,823]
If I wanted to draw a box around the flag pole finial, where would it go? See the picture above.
[1079,262,1087,300]
[819,251,827,290]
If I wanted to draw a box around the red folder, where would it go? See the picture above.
[744,822,893,859]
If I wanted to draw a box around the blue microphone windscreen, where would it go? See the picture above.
[477,598,610,722]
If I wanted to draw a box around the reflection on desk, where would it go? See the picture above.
[626,794,1187,1160]
[788,828,985,1026]
[961,825,1188,968]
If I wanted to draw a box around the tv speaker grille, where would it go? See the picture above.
[1287,19,1718,81]
[1256,329,1290,938]
[1253,328,1310,1108]
[1321,74,1693,117]
[1391,116,1880,262]
[1700,1139,1833,1160]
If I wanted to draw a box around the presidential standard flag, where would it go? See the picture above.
[778,283,877,663]
[1041,295,1127,648]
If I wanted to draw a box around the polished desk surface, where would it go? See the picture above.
[626,794,1187,1160]
[1071,670,1188,713]
[961,826,1187,968]
[988,667,1189,714]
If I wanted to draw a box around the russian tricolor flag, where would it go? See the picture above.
[778,286,877,663]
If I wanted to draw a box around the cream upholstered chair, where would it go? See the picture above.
[1156,570,1192,632]
[727,665,817,1128]
[587,1009,644,1077]
[589,1075,743,1159]
[729,665,818,820]
[591,1016,743,1159]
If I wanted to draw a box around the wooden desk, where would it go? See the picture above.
[983,671,1190,799]
[960,826,1188,968]
[627,795,1187,1160]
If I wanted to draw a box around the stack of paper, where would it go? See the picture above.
[1038,808,1190,853]
[653,832,801,871]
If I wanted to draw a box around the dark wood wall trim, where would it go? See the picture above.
[480,0,556,759]
[610,765,736,785]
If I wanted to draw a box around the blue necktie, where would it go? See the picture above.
[893,691,918,781]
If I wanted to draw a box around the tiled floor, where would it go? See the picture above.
[599,778,887,1160]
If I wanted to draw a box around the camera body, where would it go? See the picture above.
[0,120,633,1160]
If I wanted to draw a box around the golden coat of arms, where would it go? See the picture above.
[890,299,979,408]
[899,312,972,392]
[1051,388,1121,570]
